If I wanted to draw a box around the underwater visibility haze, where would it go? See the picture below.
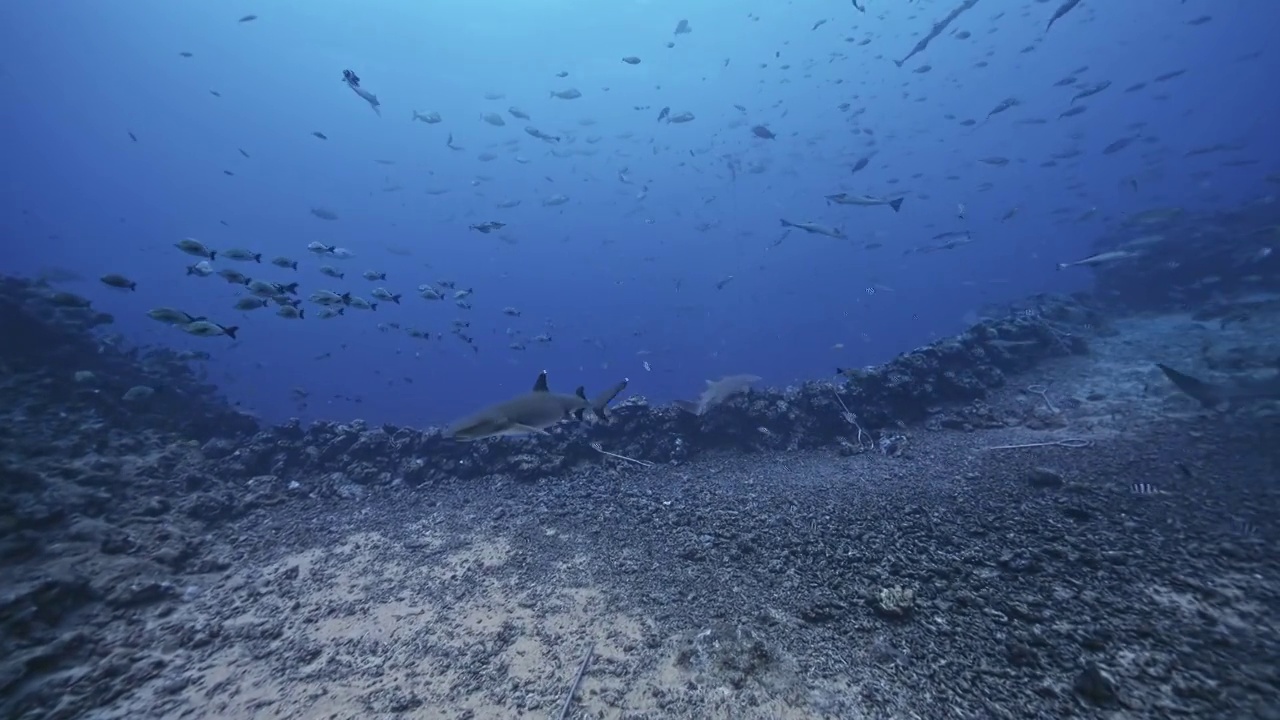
[3,0,1274,425]
[1,0,1279,718]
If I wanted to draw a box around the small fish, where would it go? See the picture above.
[245,280,278,297]
[277,305,304,319]
[100,274,137,291]
[221,248,262,262]
[307,241,337,255]
[371,287,402,304]
[550,89,582,100]
[779,219,845,239]
[825,193,904,212]
[182,320,239,339]
[148,308,204,325]
[1057,250,1140,270]
[123,386,156,402]
[481,112,506,126]
[469,221,506,233]
[362,270,387,281]
[412,110,443,124]
[309,290,349,306]
[316,307,345,320]
[1071,80,1111,104]
[543,194,570,207]
[1059,105,1087,119]
[751,125,776,139]
[347,297,377,311]
[524,126,560,142]
[1045,0,1082,33]
[312,131,328,140]
[621,56,642,65]
[319,265,345,279]
[986,98,1020,118]
[175,237,216,259]
[271,256,299,270]
[508,107,531,120]
[238,14,257,22]
[186,261,214,277]
[1103,137,1136,155]
[1153,69,1187,83]
[674,19,691,35]
[233,296,269,311]
[217,268,250,285]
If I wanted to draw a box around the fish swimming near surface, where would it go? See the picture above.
[444,371,627,440]
[1157,362,1280,410]
[674,374,762,415]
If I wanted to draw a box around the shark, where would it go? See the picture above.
[674,374,762,415]
[1156,362,1280,410]
[444,371,627,440]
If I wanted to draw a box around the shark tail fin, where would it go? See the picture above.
[591,378,629,420]
[1157,364,1224,409]
[889,197,904,212]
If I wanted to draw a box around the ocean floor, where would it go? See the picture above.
[73,310,1279,720]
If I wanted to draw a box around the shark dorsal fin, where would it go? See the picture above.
[533,371,549,392]
[574,386,586,400]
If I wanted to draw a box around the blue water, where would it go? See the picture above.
[1,0,1274,427]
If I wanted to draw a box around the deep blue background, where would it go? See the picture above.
[1,0,1274,426]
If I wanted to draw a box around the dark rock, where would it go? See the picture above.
[1073,662,1121,708]
[1026,467,1065,488]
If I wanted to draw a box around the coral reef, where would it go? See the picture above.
[12,269,1280,717]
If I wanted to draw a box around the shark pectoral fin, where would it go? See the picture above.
[1157,364,1225,409]
[533,371,549,392]
[512,423,551,435]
